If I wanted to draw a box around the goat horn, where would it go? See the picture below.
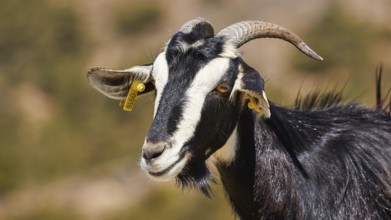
[179,17,214,37]
[216,21,323,61]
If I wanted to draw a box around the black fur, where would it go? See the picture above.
[88,20,391,219]
[132,24,391,219]
[376,65,391,114]
[216,102,391,219]
[176,60,241,196]
[150,28,391,219]
[146,32,225,143]
[294,90,344,111]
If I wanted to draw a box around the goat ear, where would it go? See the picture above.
[87,65,154,100]
[231,64,271,118]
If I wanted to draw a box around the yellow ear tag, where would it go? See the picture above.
[247,96,262,113]
[119,80,145,112]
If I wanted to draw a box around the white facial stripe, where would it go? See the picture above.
[152,52,169,116]
[142,57,231,181]
[171,58,231,151]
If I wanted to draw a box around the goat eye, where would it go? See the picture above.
[215,84,230,94]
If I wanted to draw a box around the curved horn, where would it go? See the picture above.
[178,17,214,37]
[216,21,323,61]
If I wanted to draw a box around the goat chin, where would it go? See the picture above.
[141,154,189,182]
[87,17,391,219]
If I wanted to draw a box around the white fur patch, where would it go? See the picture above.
[213,127,238,163]
[152,52,169,116]
[140,152,190,182]
[177,40,205,53]
[172,58,231,149]
[229,71,244,103]
[141,58,231,181]
[220,43,240,59]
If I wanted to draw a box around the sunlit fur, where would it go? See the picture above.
[88,20,391,219]
[151,53,169,116]
[140,29,243,195]
[145,30,391,218]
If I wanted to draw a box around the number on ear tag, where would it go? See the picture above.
[119,80,145,112]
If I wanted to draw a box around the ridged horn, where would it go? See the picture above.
[216,21,323,61]
[178,17,214,37]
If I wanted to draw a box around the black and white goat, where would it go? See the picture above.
[87,18,391,219]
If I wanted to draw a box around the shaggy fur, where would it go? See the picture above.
[217,102,391,219]
[88,18,391,219]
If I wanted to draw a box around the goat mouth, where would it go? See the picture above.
[148,154,187,177]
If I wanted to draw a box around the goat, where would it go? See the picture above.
[87,18,391,219]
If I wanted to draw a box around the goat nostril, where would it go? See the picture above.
[142,145,166,160]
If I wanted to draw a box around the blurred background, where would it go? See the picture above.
[0,0,390,219]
